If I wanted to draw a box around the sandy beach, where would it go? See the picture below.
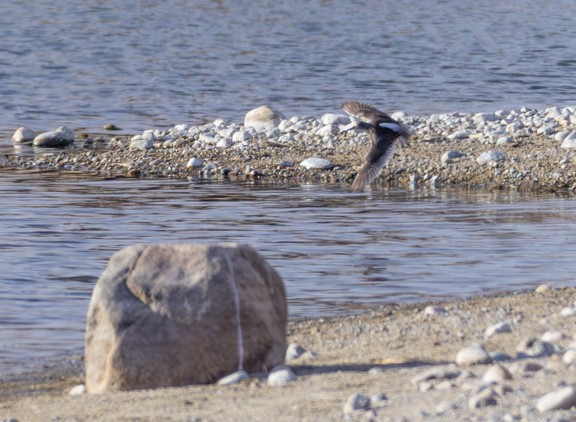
[1,286,576,421]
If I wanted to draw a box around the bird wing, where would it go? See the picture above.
[342,101,395,125]
[350,133,403,192]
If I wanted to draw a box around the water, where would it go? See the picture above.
[1,169,575,372]
[2,0,576,140]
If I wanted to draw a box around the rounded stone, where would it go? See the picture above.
[285,343,306,360]
[476,150,506,165]
[12,127,36,144]
[455,344,493,367]
[562,349,576,365]
[536,386,576,413]
[68,384,86,396]
[33,126,75,147]
[482,364,513,383]
[244,105,284,132]
[484,321,512,338]
[267,366,296,386]
[343,393,371,413]
[541,330,564,342]
[186,158,203,168]
[217,370,249,385]
[299,157,333,170]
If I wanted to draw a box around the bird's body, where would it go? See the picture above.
[341,101,410,192]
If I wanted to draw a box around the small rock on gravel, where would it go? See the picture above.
[456,344,493,367]
[267,366,296,386]
[476,150,506,165]
[12,127,36,144]
[423,305,448,316]
[562,349,576,365]
[541,330,565,342]
[217,370,249,385]
[485,321,512,338]
[299,157,333,170]
[516,337,555,358]
[482,364,513,383]
[468,386,498,409]
[285,342,306,360]
[536,385,576,412]
[343,393,371,414]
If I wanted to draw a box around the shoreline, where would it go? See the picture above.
[1,105,576,192]
[2,286,576,420]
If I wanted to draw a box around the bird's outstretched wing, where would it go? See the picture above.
[342,101,396,125]
[350,132,404,192]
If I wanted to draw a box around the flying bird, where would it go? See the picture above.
[341,101,410,192]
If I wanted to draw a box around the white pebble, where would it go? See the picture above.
[535,284,551,293]
[12,127,36,144]
[560,306,576,317]
[485,321,512,338]
[299,157,333,170]
[561,132,576,149]
[441,150,464,164]
[536,386,576,413]
[217,370,249,385]
[541,330,564,342]
[456,344,493,367]
[267,365,296,386]
[482,364,513,383]
[476,150,506,165]
[186,157,203,168]
[285,342,306,360]
[562,349,576,365]
[424,305,447,316]
[68,384,86,396]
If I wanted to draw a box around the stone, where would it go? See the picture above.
[217,370,249,385]
[468,386,498,409]
[411,365,461,385]
[561,131,576,149]
[476,150,506,165]
[516,337,555,358]
[232,130,251,143]
[267,365,296,386]
[285,342,306,360]
[343,393,371,413]
[129,135,153,150]
[441,150,464,165]
[560,306,576,317]
[12,127,36,144]
[536,386,576,413]
[186,158,203,168]
[321,113,349,126]
[496,136,513,146]
[68,384,86,396]
[33,126,74,147]
[450,129,470,140]
[299,157,333,170]
[85,243,287,393]
[482,364,513,383]
[562,349,576,365]
[535,284,551,293]
[541,330,564,342]
[455,344,493,367]
[485,321,512,338]
[216,138,232,148]
[315,124,338,137]
[423,306,447,316]
[554,130,571,142]
[244,105,284,132]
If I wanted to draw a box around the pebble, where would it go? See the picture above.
[129,135,153,150]
[267,366,297,386]
[455,344,493,367]
[560,306,576,317]
[423,305,448,316]
[536,385,576,413]
[285,342,306,360]
[535,284,551,293]
[68,384,86,396]
[411,365,461,385]
[299,157,333,170]
[540,330,565,342]
[482,364,513,383]
[476,150,506,165]
[560,131,576,149]
[186,157,203,168]
[516,337,555,358]
[562,349,576,365]
[12,127,36,144]
[468,386,498,409]
[484,321,512,338]
[343,393,371,414]
[441,150,464,164]
[244,105,283,132]
[217,370,249,385]
[33,126,75,147]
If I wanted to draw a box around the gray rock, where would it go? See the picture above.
[516,337,555,358]
[496,136,513,146]
[33,126,74,147]
[411,365,461,385]
[186,158,203,168]
[441,150,464,164]
[320,113,349,126]
[450,129,470,140]
[476,150,506,165]
[12,127,36,144]
[299,157,333,170]
[536,386,576,413]
[554,130,571,142]
[285,342,306,360]
[455,344,493,367]
[217,370,249,385]
[267,365,296,386]
[563,349,576,365]
[482,364,513,383]
[85,243,287,393]
[560,306,576,317]
[468,386,498,409]
[232,130,252,143]
[423,305,448,316]
[541,330,565,342]
[485,321,512,338]
[68,384,86,396]
[129,135,153,150]
[244,105,284,132]
[343,393,371,413]
[315,124,338,137]
[216,138,232,148]
[561,131,576,149]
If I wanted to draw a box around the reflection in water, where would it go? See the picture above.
[0,169,576,372]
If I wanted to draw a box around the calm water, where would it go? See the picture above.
[1,170,576,372]
[1,0,576,140]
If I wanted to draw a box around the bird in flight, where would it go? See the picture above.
[341,101,410,192]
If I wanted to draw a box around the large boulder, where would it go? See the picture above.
[85,243,287,393]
